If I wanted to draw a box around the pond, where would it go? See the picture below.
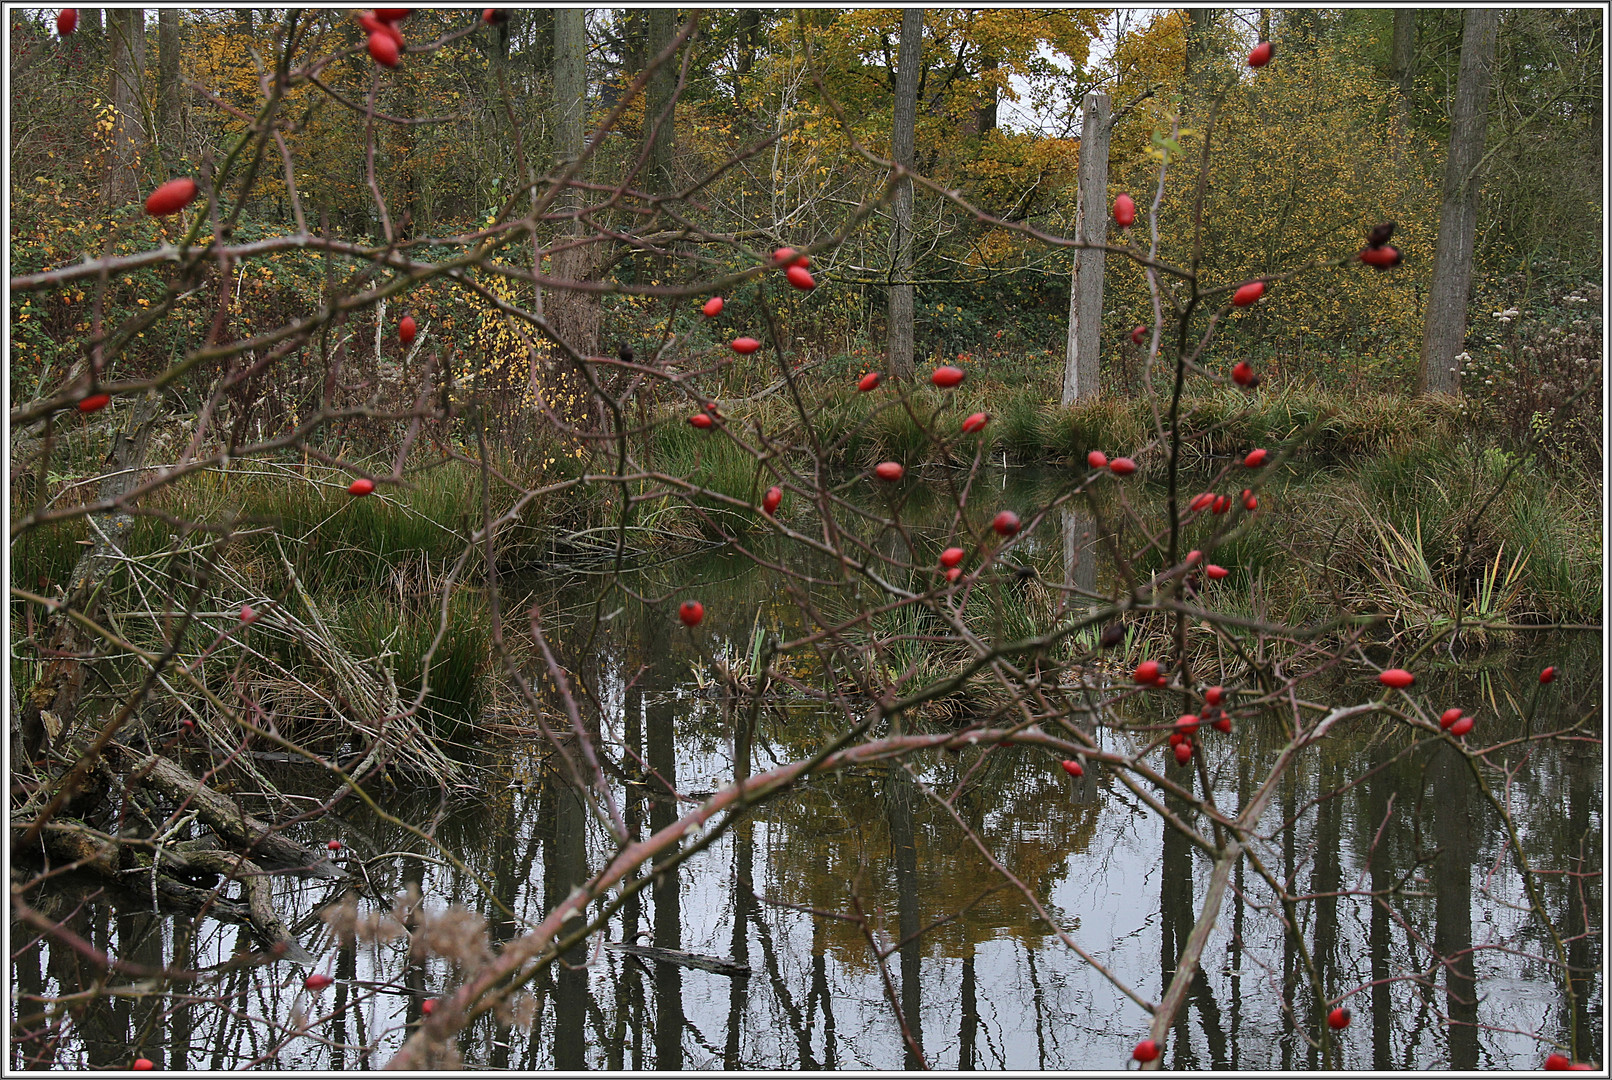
[11,468,1602,1071]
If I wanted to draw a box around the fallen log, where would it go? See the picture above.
[15,822,313,963]
[107,744,345,881]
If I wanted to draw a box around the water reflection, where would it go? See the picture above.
[8,469,1601,1071]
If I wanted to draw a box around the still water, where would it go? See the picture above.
[11,469,1602,1071]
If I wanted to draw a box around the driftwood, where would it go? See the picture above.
[605,941,751,978]
[107,744,345,880]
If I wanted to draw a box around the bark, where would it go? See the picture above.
[887,8,922,381]
[156,9,181,173]
[1418,8,1498,395]
[1063,92,1109,406]
[103,8,148,205]
[1390,9,1419,138]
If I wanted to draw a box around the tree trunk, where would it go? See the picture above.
[1418,8,1498,395]
[1184,9,1216,89]
[1390,9,1418,138]
[887,8,922,381]
[156,9,181,173]
[975,52,998,135]
[1063,92,1109,406]
[644,9,678,193]
[548,9,598,371]
[103,8,147,205]
[736,10,761,77]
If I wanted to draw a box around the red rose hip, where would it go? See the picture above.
[785,265,816,290]
[399,315,416,344]
[1440,707,1463,729]
[133,1060,154,1071]
[1134,660,1160,684]
[678,601,704,627]
[1113,193,1136,228]
[368,30,400,67]
[1378,668,1414,689]
[1205,564,1229,580]
[1248,41,1274,67]
[1540,666,1557,684]
[1133,1039,1160,1063]
[931,365,965,388]
[144,177,199,216]
[992,510,1021,537]
[689,412,713,429]
[702,296,724,317]
[1449,716,1474,736]
[1243,448,1268,467]
[1360,245,1403,268]
[1173,741,1193,765]
[1131,325,1147,345]
[1232,281,1266,307]
[762,486,782,514]
[1204,686,1224,706]
[1086,450,1108,469]
[78,393,111,413]
[305,973,335,991]
[731,337,761,355]
[348,478,375,497]
[858,371,881,391]
[1060,759,1083,778]
[1108,456,1136,475]
[57,8,78,35]
[962,412,989,434]
[874,462,905,482]
[1327,1006,1351,1030]
[940,547,966,569]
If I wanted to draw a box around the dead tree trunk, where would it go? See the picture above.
[1418,8,1498,395]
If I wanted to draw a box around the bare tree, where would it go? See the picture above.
[1418,8,1499,395]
